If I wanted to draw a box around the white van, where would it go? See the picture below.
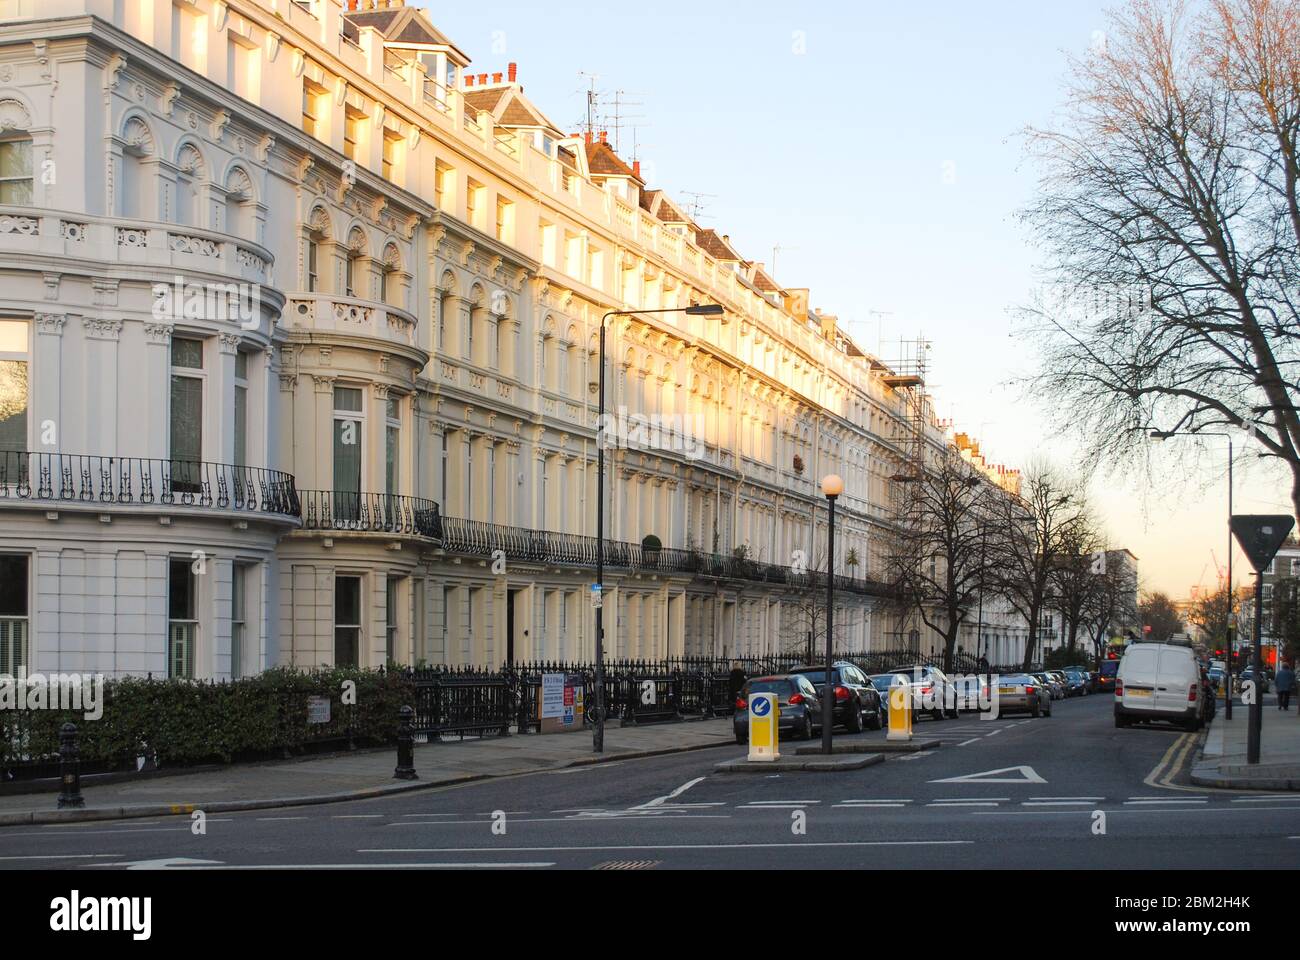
[1115,641,1203,731]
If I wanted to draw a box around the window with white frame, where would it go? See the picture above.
[168,557,197,679]
[170,337,204,493]
[386,577,400,664]
[233,350,248,467]
[0,319,29,455]
[0,554,29,676]
[333,385,363,520]
[385,395,400,496]
[335,575,361,667]
[0,135,33,205]
[230,562,249,678]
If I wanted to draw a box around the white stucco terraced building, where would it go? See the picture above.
[0,0,1028,679]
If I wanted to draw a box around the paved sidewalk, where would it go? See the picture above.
[0,719,737,825]
[1191,701,1300,790]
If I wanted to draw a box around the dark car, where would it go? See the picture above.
[787,662,884,732]
[1097,659,1119,693]
[733,675,823,745]
[879,664,959,720]
[1061,669,1089,696]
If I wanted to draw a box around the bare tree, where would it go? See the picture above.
[1081,552,1139,662]
[1048,511,1109,659]
[1139,589,1185,641]
[890,451,992,673]
[1021,0,1300,517]
[988,464,1085,671]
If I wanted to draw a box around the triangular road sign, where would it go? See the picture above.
[929,765,1046,785]
[1231,514,1296,573]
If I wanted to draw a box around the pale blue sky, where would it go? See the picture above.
[416,0,1289,597]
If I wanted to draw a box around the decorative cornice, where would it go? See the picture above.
[82,317,123,341]
[312,375,335,394]
[218,332,241,355]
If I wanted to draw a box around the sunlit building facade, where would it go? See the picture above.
[0,0,1015,677]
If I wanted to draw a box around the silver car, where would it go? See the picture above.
[992,673,1052,717]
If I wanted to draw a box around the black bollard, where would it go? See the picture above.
[57,722,85,809]
[393,705,417,780]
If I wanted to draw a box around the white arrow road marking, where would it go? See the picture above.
[90,858,224,870]
[635,777,706,810]
[930,765,1046,785]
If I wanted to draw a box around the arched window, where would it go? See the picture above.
[345,226,368,298]
[119,116,156,218]
[224,166,255,238]
[0,100,34,205]
[304,206,331,292]
[380,242,401,306]
[174,142,205,226]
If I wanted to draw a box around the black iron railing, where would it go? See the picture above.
[0,451,299,517]
[438,516,897,598]
[298,490,443,539]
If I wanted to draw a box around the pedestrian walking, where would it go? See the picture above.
[727,660,747,715]
[1276,662,1296,711]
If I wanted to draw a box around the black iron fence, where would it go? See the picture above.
[0,451,299,518]
[299,489,442,539]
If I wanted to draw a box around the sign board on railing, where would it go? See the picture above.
[540,672,583,734]
[307,696,331,725]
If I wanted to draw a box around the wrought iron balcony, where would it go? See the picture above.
[0,452,300,518]
[298,490,443,540]
[437,516,896,598]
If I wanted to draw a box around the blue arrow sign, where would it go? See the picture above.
[751,696,772,718]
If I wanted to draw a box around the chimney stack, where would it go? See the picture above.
[632,160,641,179]
[465,74,474,87]
[507,62,517,82]
[585,131,593,144]
[477,73,488,85]
[492,72,502,83]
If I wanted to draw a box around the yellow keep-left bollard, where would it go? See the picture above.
[887,674,912,741]
[748,692,780,761]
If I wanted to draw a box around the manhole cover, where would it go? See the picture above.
[590,859,661,870]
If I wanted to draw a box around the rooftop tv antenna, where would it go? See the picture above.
[771,244,798,278]
[680,191,717,222]
[576,71,602,137]
[602,89,645,155]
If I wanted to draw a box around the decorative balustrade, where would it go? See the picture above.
[0,452,299,518]
[285,293,419,350]
[0,206,272,285]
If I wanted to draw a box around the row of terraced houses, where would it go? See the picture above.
[0,0,1032,680]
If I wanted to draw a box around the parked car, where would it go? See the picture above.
[1207,667,1227,695]
[1031,672,1061,700]
[1043,671,1069,699]
[1061,669,1089,696]
[733,675,823,744]
[786,662,884,732]
[993,673,1051,717]
[1115,641,1205,731]
[882,664,960,720]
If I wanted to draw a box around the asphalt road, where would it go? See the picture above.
[5,693,1299,870]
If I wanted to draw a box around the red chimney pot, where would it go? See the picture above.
[465,75,474,86]
[477,73,488,85]
[492,72,503,83]
[633,160,641,178]
[598,130,608,144]
[507,62,517,82]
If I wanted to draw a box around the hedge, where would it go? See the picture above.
[0,667,415,770]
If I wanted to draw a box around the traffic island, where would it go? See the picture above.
[714,753,885,773]
[793,739,939,755]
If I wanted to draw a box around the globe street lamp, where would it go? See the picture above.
[592,302,724,753]
[1150,429,1235,719]
[821,473,844,755]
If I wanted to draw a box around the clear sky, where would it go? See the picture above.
[414,0,1291,598]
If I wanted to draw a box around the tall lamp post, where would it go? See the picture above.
[1150,430,1234,719]
[821,473,844,755]
[592,302,724,753]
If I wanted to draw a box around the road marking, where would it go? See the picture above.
[1022,801,1094,806]
[957,739,981,746]
[1231,796,1300,803]
[1143,732,1195,790]
[1029,796,1103,801]
[138,862,557,870]
[926,801,999,807]
[833,803,904,808]
[930,765,1046,785]
[931,797,1011,802]
[0,854,124,861]
[984,729,1004,736]
[551,808,607,813]
[256,817,309,822]
[332,814,384,819]
[1123,799,1208,805]
[838,799,914,804]
[745,800,822,805]
[635,776,706,810]
[359,840,976,854]
[401,813,458,818]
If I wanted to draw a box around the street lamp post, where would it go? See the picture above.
[821,474,844,755]
[1150,430,1235,719]
[593,302,723,753]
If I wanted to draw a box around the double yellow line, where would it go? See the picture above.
[1144,733,1200,790]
